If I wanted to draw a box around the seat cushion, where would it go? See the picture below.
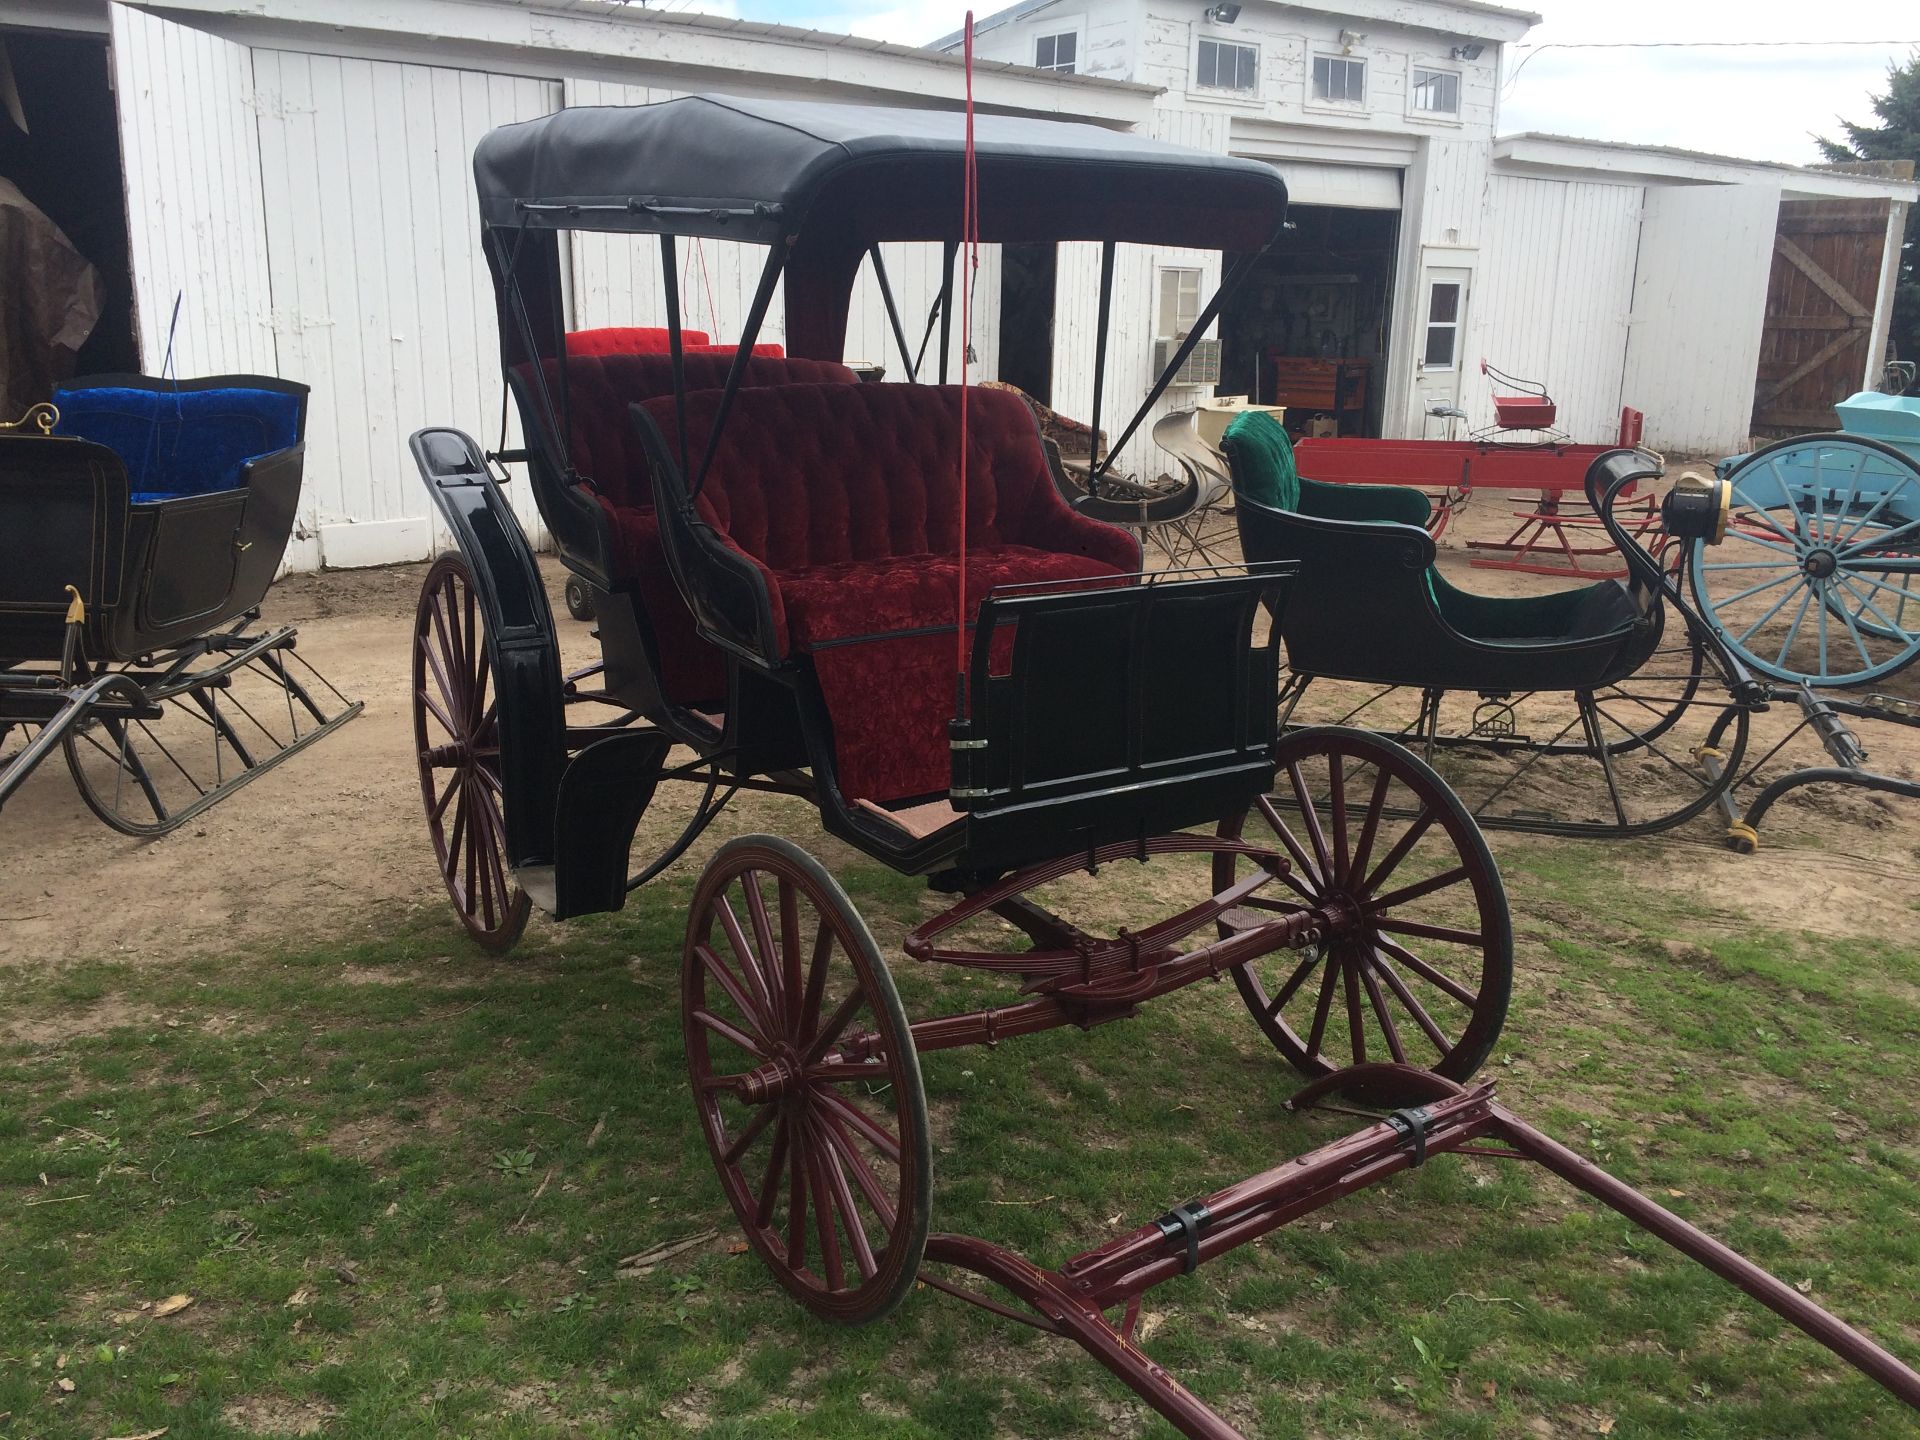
[781,546,1128,803]
[53,383,301,499]
[1428,571,1640,646]
[596,497,727,705]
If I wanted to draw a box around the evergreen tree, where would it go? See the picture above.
[1817,53,1919,374]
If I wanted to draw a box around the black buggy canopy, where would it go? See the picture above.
[472,94,1289,252]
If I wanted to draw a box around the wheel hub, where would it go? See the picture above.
[740,1042,808,1104]
[1804,548,1838,580]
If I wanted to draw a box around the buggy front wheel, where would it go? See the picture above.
[413,552,530,952]
[684,835,931,1325]
[1216,727,1513,1099]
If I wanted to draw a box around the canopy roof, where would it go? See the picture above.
[473,95,1288,251]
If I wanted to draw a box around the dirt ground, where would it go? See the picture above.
[7,481,1920,969]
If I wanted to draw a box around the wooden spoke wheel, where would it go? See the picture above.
[1217,727,1513,1100]
[684,835,931,1326]
[413,553,529,952]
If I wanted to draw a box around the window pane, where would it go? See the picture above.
[1059,33,1076,66]
[1439,72,1458,111]
[1312,55,1332,98]
[1235,45,1257,89]
[1198,40,1218,88]
[1035,34,1054,67]
[1428,282,1460,323]
[1414,69,1458,113]
[1424,324,1457,368]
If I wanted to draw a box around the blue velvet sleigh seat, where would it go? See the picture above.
[0,373,310,662]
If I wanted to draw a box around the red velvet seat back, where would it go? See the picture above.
[568,326,711,354]
[638,383,1114,571]
[520,353,857,512]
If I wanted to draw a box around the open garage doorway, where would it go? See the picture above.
[1219,203,1399,438]
[0,25,138,410]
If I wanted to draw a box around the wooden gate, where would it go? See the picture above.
[1752,198,1892,435]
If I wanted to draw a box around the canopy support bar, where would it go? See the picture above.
[869,245,917,385]
[692,241,789,497]
[489,223,576,485]
[1094,247,1268,488]
[937,239,958,385]
[1087,241,1116,498]
[661,233,691,482]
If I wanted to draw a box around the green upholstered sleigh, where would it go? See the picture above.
[1224,410,1661,693]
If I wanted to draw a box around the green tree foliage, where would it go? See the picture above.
[1817,53,1918,372]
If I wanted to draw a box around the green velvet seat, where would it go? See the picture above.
[1222,409,1661,692]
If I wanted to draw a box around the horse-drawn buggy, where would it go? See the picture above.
[407,93,1920,1431]
[0,374,360,833]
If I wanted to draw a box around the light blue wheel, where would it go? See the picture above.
[1691,434,1920,687]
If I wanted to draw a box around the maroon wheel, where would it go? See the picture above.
[1216,727,1512,1097]
[684,835,931,1325]
[413,553,530,953]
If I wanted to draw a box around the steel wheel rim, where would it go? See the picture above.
[413,554,527,951]
[684,836,930,1325]
[1218,727,1512,1094]
[1693,438,1920,687]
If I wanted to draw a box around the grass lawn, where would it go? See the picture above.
[3,824,1918,1439]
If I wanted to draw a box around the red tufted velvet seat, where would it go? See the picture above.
[639,383,1141,801]
[567,327,785,358]
[515,351,857,706]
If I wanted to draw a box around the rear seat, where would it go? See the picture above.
[638,383,1141,802]
[512,351,857,706]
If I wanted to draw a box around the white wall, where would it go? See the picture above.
[253,51,558,569]
[111,5,278,377]
[1049,105,1226,481]
[1465,172,1644,444]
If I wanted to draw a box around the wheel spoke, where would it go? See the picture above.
[1372,916,1483,947]
[1342,945,1367,1064]
[1345,767,1392,890]
[813,1087,902,1166]
[804,1138,843,1289]
[779,878,804,1037]
[1360,806,1434,895]
[693,1007,768,1060]
[1303,949,1342,1058]
[1265,949,1322,1016]
[1374,937,1478,1009]
[816,1105,898,1226]
[1355,954,1408,1064]
[1368,864,1469,912]
[715,895,779,1030]
[1326,757,1350,883]
[1285,761,1335,882]
[694,942,771,1037]
[786,1133,808,1272]
[754,1115,791,1228]
[742,872,786,1036]
[811,1113,879,1279]
[1254,794,1322,888]
[803,989,868,1067]
[721,1101,778,1166]
[1369,947,1456,1054]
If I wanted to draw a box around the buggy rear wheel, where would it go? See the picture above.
[413,552,529,952]
[1217,727,1512,1100]
[684,835,931,1326]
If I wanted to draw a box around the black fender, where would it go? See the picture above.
[408,427,566,870]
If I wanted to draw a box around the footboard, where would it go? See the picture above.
[949,565,1292,872]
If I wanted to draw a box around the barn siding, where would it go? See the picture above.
[110,6,278,377]
[1466,173,1642,443]
[1621,181,1782,455]
[253,52,558,567]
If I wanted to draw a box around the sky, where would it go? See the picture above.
[656,0,1916,167]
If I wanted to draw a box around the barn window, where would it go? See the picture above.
[1423,281,1463,368]
[1312,54,1367,104]
[1034,30,1078,74]
[1158,267,1203,340]
[1411,67,1459,114]
[1196,39,1259,92]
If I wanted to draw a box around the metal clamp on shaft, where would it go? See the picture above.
[1154,1201,1212,1275]
[1385,1106,1435,1168]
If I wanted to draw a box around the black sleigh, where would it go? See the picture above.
[0,374,361,834]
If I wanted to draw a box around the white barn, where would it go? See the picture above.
[4,0,1915,570]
